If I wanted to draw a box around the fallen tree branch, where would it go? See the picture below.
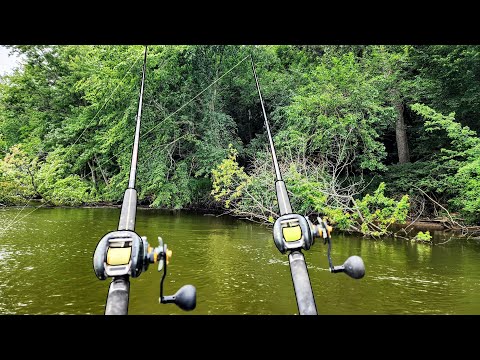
[405,197,425,231]
[437,236,455,245]
[412,185,463,228]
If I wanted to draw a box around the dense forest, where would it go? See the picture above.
[1,45,480,236]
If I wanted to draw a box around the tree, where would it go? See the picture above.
[2,44,480,230]
[411,103,480,223]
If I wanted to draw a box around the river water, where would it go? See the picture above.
[0,207,479,314]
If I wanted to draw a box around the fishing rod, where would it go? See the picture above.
[92,46,196,315]
[250,55,365,315]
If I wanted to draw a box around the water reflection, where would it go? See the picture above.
[0,207,479,314]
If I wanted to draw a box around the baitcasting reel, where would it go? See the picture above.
[273,213,314,254]
[273,214,365,279]
[93,231,196,311]
[93,230,150,279]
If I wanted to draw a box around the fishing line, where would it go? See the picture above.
[0,48,144,236]
[141,55,249,139]
[80,54,249,182]
[117,54,251,181]
[93,46,196,314]
[250,54,365,315]
[1,52,249,236]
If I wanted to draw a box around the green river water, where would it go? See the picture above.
[0,207,479,315]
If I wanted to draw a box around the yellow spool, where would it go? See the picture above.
[282,226,302,242]
[107,247,132,265]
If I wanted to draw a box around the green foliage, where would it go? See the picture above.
[288,167,410,237]
[48,176,95,206]
[211,147,409,237]
[414,231,432,242]
[34,148,96,206]
[2,45,480,231]
[150,162,191,209]
[286,163,329,215]
[0,144,37,204]
[411,103,480,222]
[282,52,391,172]
[410,45,480,133]
[0,144,95,206]
[211,145,250,209]
[412,103,480,155]
[353,183,410,237]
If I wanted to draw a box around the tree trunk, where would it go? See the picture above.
[26,165,40,198]
[95,154,109,185]
[395,101,410,164]
[87,160,97,188]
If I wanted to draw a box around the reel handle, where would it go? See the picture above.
[331,256,365,279]
[155,237,197,311]
[161,285,197,311]
[311,217,365,280]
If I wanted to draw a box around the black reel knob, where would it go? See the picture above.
[332,255,365,279]
[156,237,197,311]
[161,285,197,311]
[312,217,366,280]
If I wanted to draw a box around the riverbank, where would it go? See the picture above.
[3,202,478,240]
[0,202,226,221]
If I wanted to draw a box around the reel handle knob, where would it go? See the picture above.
[161,285,197,311]
[332,256,365,279]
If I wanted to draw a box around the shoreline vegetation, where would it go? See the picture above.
[2,45,480,241]
[2,202,478,242]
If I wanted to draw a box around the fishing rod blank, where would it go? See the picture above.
[250,55,365,315]
[251,56,316,314]
[93,46,196,315]
[251,58,291,216]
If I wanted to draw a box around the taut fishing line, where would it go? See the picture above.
[0,48,143,236]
